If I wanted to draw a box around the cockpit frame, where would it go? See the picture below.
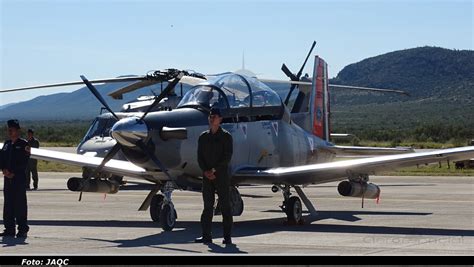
[177,73,285,122]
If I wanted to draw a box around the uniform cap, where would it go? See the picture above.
[7,119,20,129]
[209,107,222,117]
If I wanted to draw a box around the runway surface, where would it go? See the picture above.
[1,173,472,255]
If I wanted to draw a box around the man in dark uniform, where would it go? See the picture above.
[0,120,30,238]
[195,108,234,245]
[26,129,40,190]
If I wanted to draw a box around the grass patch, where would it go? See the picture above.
[38,160,82,172]
[379,164,474,176]
[335,157,474,176]
[42,142,79,147]
[334,140,461,149]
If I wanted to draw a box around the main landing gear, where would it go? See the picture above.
[272,184,317,224]
[215,186,244,216]
[143,181,178,231]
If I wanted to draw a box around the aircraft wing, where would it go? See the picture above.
[324,145,415,156]
[233,146,474,185]
[0,143,154,180]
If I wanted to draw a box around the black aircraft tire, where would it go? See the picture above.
[160,204,177,231]
[150,194,164,222]
[110,175,124,185]
[286,196,302,223]
[230,186,244,216]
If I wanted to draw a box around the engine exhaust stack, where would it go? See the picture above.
[67,177,119,194]
[337,181,380,199]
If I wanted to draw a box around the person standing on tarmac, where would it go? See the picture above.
[26,129,40,190]
[195,108,234,245]
[0,120,30,238]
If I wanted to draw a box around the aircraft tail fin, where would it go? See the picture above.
[288,55,330,142]
[310,56,330,141]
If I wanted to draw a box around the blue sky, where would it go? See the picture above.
[1,0,472,106]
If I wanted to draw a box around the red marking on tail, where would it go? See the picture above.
[311,56,329,140]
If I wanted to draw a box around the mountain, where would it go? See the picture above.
[0,103,16,110]
[330,46,474,104]
[328,46,474,138]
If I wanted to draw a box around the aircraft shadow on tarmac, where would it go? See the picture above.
[262,210,433,222]
[26,189,69,192]
[3,209,473,250]
[119,184,272,199]
[83,229,246,254]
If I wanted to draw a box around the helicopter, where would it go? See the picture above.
[75,71,206,184]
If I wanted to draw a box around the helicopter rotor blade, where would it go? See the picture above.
[296,40,316,78]
[329,84,410,96]
[139,72,184,121]
[281,64,297,81]
[0,77,148,94]
[282,41,317,105]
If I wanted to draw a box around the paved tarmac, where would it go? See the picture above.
[0,173,472,255]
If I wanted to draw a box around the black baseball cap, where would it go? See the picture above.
[28,128,34,134]
[209,107,222,117]
[7,119,20,129]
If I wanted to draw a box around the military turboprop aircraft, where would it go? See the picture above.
[2,50,474,232]
[5,44,407,188]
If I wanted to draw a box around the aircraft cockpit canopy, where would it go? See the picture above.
[177,73,284,121]
[84,114,118,139]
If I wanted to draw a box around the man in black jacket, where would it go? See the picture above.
[26,129,40,190]
[0,119,30,238]
[195,108,234,245]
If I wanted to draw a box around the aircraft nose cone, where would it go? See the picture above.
[111,117,149,147]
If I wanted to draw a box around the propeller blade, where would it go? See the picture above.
[281,64,297,81]
[80,75,119,119]
[78,142,122,201]
[296,40,317,78]
[140,72,184,121]
[90,143,123,177]
[136,140,173,181]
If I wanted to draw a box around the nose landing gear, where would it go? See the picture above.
[143,181,178,231]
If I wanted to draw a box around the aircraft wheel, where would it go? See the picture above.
[110,175,125,185]
[150,194,164,222]
[285,196,302,223]
[230,186,244,216]
[160,204,177,231]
